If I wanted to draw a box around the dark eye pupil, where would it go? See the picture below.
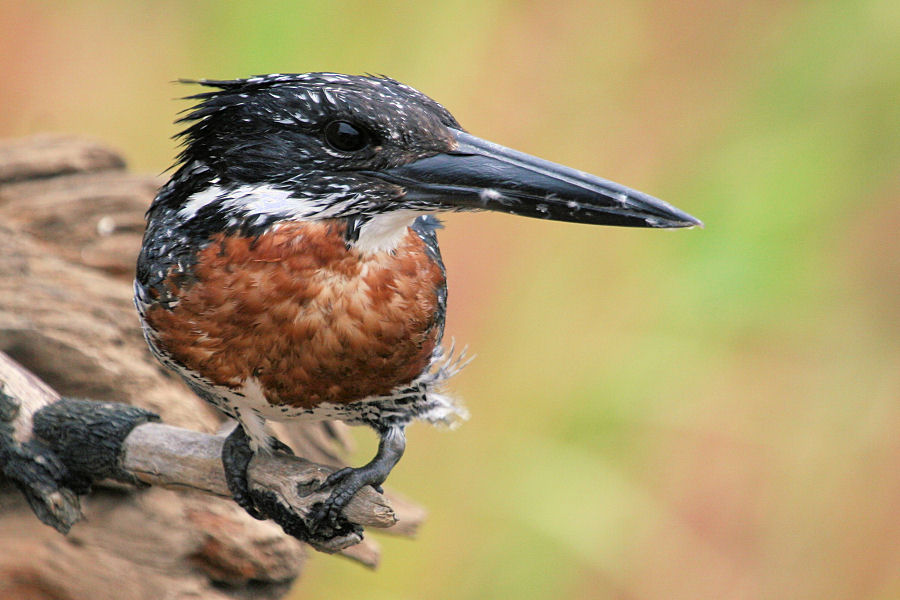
[324,120,368,152]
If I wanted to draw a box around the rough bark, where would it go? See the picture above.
[0,135,426,600]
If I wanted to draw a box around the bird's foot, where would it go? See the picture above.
[309,464,385,538]
[221,425,293,521]
[309,426,405,538]
[222,425,264,519]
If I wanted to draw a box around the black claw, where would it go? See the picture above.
[307,497,363,540]
[308,467,377,536]
[268,437,295,456]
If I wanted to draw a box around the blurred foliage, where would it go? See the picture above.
[2,1,898,598]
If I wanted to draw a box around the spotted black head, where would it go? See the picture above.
[175,73,461,184]
[153,72,700,254]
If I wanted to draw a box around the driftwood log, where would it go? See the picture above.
[0,135,426,599]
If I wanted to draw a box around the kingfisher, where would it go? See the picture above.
[135,73,700,541]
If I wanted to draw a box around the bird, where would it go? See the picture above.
[135,72,700,541]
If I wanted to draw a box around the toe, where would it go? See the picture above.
[269,437,294,456]
[318,466,354,491]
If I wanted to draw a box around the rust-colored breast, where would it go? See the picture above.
[146,220,445,408]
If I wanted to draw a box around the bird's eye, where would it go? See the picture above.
[323,120,370,152]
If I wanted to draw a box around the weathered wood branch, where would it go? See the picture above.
[0,135,428,599]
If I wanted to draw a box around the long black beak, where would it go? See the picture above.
[372,129,701,228]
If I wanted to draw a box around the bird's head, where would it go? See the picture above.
[161,73,700,251]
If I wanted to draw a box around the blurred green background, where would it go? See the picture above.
[2,1,898,598]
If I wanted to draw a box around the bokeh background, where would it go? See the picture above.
[2,1,898,598]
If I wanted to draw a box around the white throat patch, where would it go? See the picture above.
[175,182,426,254]
[353,210,426,253]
